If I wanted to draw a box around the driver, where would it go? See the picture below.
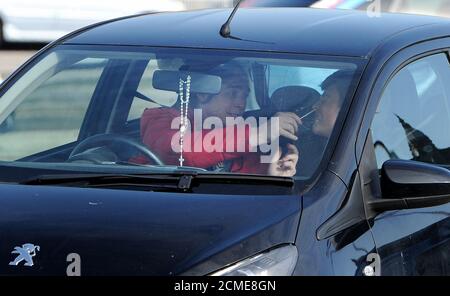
[137,62,302,176]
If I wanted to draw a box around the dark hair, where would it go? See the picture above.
[188,61,249,106]
[207,62,248,81]
[320,69,355,102]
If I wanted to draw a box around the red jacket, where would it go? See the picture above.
[136,107,267,174]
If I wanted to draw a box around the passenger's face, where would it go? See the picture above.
[199,75,250,123]
[312,84,341,137]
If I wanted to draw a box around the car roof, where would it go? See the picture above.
[63,8,450,58]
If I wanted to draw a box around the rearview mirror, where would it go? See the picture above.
[152,70,222,94]
[368,160,450,213]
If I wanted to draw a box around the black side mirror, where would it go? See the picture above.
[368,160,450,213]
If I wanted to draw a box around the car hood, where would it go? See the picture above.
[0,184,301,275]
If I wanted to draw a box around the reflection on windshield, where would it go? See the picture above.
[382,115,450,164]
[0,47,361,179]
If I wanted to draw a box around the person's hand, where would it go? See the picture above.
[271,112,302,141]
[268,144,299,177]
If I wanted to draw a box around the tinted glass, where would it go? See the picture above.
[0,46,362,180]
[0,57,106,161]
[371,53,450,168]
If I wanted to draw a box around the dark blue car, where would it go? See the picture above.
[1,6,450,276]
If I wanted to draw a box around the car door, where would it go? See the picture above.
[363,51,450,275]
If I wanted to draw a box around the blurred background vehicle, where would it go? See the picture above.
[2,0,449,48]
[240,0,318,7]
[312,0,450,18]
[0,0,186,45]
[235,0,450,18]
[2,0,449,84]
[184,0,234,9]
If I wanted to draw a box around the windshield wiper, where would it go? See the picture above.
[20,172,294,193]
[20,173,195,192]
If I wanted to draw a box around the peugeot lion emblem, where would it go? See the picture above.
[9,243,40,267]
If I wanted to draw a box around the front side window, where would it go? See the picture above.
[371,53,450,169]
[0,46,362,181]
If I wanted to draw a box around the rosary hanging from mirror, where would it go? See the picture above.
[178,75,191,167]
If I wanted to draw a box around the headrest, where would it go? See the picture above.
[271,85,320,112]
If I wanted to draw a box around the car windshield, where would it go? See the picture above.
[0,45,363,181]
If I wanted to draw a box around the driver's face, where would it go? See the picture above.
[200,75,250,123]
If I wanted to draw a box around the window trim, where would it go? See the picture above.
[370,52,450,169]
[358,46,450,218]
[356,38,450,165]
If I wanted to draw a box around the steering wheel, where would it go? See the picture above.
[68,133,164,165]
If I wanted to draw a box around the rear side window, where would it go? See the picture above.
[371,53,450,168]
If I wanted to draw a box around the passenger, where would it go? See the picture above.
[312,70,355,138]
[292,69,355,175]
[138,62,301,176]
